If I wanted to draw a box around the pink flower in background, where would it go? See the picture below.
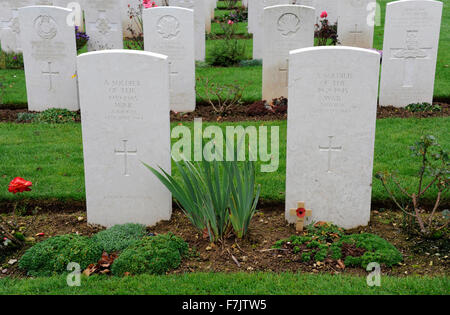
[228,20,234,25]
[143,0,157,8]
[320,11,328,18]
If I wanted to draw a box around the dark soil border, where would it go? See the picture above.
[1,102,448,123]
[1,208,448,278]
[0,198,447,216]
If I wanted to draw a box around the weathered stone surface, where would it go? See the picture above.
[19,5,79,111]
[262,4,315,101]
[286,46,380,229]
[77,50,172,227]
[144,6,195,112]
[379,0,442,107]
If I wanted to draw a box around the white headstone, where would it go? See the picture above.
[144,7,195,112]
[19,6,79,111]
[0,0,30,53]
[286,46,380,229]
[263,5,314,101]
[168,0,205,61]
[252,0,290,60]
[337,0,375,49]
[32,0,85,29]
[77,50,172,227]
[379,0,442,107]
[84,0,123,51]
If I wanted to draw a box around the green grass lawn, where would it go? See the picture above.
[1,272,448,295]
[0,118,448,204]
[0,0,448,107]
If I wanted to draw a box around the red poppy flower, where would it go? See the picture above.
[8,177,32,194]
[320,11,328,18]
[296,208,306,218]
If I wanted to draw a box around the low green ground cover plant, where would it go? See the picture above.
[337,233,403,268]
[19,234,103,277]
[273,223,403,268]
[92,223,147,253]
[18,225,187,277]
[16,109,80,124]
[32,109,79,124]
[405,102,442,112]
[111,233,188,276]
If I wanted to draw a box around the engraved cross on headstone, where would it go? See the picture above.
[349,24,362,45]
[42,61,59,91]
[279,59,289,87]
[319,136,342,173]
[114,140,137,176]
[390,30,432,88]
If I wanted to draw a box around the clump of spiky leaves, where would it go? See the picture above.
[145,158,260,242]
[92,223,147,253]
[111,233,188,276]
[19,234,102,276]
[273,223,402,268]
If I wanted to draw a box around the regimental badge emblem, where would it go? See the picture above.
[34,15,57,40]
[277,13,300,37]
[157,15,180,39]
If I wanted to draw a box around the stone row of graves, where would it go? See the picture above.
[0,1,443,112]
[0,1,444,230]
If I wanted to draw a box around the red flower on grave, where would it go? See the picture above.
[8,177,32,194]
[296,208,306,218]
[320,11,328,19]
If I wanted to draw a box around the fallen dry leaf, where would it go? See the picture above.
[337,259,345,269]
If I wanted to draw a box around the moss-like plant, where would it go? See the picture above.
[92,223,147,253]
[111,233,188,276]
[19,234,102,276]
[273,223,403,268]
[337,233,403,268]
[33,109,79,124]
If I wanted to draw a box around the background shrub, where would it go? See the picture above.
[0,51,24,69]
[92,223,147,253]
[111,233,188,276]
[32,109,79,124]
[19,234,102,276]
